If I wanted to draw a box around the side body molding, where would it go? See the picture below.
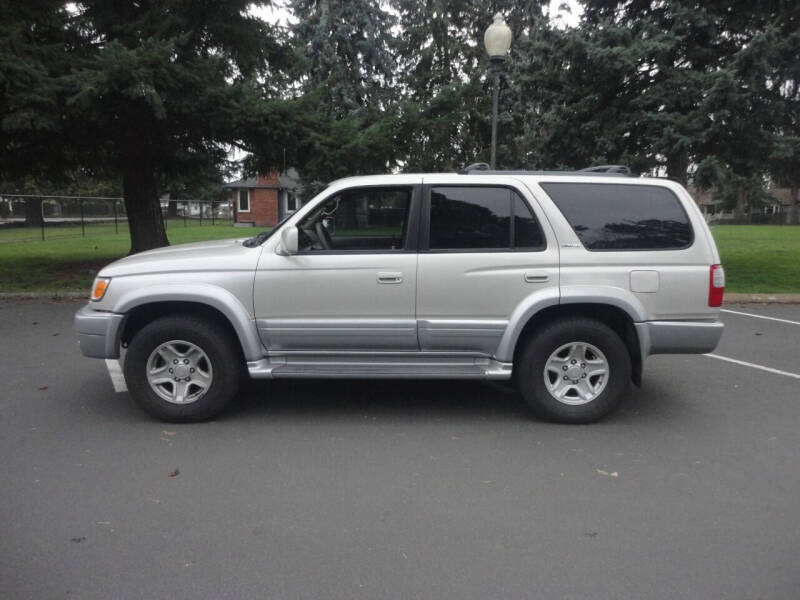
[112,284,265,361]
[494,287,559,362]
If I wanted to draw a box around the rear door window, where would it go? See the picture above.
[428,186,545,251]
[541,183,693,250]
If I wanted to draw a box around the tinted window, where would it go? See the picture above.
[513,194,545,249]
[429,187,545,250]
[541,183,693,250]
[299,187,411,251]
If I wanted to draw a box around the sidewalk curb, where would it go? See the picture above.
[724,293,800,304]
[2,291,799,303]
[0,292,86,301]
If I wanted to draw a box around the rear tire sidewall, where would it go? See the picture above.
[124,315,242,422]
[517,318,631,424]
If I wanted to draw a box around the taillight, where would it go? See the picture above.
[709,265,725,307]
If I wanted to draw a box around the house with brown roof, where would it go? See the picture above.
[223,169,301,227]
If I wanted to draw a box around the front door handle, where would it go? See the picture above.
[377,272,403,284]
[524,271,550,283]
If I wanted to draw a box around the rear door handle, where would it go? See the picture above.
[524,271,550,283]
[377,272,403,284]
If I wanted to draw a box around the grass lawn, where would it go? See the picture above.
[711,225,800,294]
[0,221,798,294]
[0,220,249,293]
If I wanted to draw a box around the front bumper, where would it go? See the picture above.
[74,304,125,358]
[635,319,724,359]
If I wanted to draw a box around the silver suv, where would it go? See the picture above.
[75,171,725,423]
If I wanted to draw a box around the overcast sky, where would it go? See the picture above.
[250,1,583,29]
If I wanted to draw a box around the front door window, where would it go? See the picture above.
[298,187,412,251]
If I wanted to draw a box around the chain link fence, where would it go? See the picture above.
[0,195,234,243]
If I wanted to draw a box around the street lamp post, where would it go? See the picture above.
[483,13,512,170]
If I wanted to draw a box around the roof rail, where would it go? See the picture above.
[458,163,636,177]
[458,162,491,174]
[577,165,632,175]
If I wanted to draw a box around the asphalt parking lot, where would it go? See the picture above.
[1,299,799,599]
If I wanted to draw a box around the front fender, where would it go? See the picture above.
[111,284,265,361]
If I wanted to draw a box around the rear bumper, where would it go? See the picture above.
[635,319,724,358]
[74,304,125,359]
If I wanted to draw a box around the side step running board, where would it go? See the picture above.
[247,355,512,380]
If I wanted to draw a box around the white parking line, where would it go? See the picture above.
[720,309,800,326]
[704,354,800,380]
[104,359,128,392]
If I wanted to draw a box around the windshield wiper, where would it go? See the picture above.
[242,230,271,248]
[241,213,294,248]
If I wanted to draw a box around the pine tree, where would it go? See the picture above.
[1,1,290,252]
[271,0,402,192]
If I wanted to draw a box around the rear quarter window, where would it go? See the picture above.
[541,182,693,251]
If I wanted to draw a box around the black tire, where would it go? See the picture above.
[515,317,631,424]
[123,314,243,422]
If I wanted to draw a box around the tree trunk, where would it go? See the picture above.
[24,197,43,226]
[666,152,688,186]
[733,190,747,224]
[167,192,178,218]
[122,134,168,254]
[788,186,799,225]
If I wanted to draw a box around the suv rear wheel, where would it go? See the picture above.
[516,317,631,423]
[123,315,242,422]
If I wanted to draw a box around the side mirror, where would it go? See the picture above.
[276,225,299,256]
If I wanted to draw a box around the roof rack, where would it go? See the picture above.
[577,165,633,175]
[458,163,635,177]
[458,162,491,174]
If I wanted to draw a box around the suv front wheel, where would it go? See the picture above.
[123,315,242,422]
[516,317,631,423]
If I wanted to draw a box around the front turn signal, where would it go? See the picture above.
[91,277,111,301]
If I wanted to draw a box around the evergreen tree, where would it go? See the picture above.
[577,0,800,218]
[0,1,76,225]
[290,0,397,113]
[394,0,496,171]
[1,1,290,252]
[270,0,401,194]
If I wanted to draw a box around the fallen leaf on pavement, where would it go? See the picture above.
[168,468,180,478]
[596,469,619,478]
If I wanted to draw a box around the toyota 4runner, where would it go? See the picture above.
[75,170,725,423]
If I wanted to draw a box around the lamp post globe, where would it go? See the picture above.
[484,12,512,59]
[484,13,512,170]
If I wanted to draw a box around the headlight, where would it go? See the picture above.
[90,277,111,301]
